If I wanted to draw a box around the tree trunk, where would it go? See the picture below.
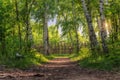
[15,0,22,50]
[72,1,79,54]
[68,31,73,43]
[0,26,6,54]
[25,0,29,52]
[81,0,98,51]
[43,2,49,55]
[25,0,33,52]
[99,0,109,53]
[114,16,119,40]
[74,27,79,54]
[118,12,120,36]
[97,17,101,40]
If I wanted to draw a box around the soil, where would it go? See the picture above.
[0,58,120,80]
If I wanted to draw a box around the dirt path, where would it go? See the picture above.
[0,58,120,80]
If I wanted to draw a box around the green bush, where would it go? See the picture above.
[0,49,49,69]
[71,47,120,71]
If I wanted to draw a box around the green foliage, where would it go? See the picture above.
[49,53,72,58]
[79,54,120,71]
[70,47,91,61]
[71,47,120,71]
[0,49,48,69]
[49,26,60,43]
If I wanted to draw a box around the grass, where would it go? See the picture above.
[70,47,120,71]
[0,49,50,69]
[1,44,120,71]
[49,53,72,58]
[0,50,73,69]
[70,47,91,61]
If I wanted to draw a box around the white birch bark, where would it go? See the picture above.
[81,0,98,50]
[43,2,49,55]
[99,0,108,53]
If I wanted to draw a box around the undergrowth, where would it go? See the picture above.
[71,46,120,71]
[50,53,72,58]
[0,49,52,69]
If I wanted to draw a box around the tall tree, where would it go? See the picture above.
[43,1,49,55]
[15,0,22,50]
[72,1,79,54]
[24,0,34,52]
[99,0,108,53]
[80,0,98,51]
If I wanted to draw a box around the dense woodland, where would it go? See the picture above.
[0,0,120,71]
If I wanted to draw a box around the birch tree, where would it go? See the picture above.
[80,0,98,51]
[99,0,108,53]
[43,1,49,55]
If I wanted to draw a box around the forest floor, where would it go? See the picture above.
[0,58,120,80]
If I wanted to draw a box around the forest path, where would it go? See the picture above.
[0,58,120,80]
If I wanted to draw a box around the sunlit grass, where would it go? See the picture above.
[70,47,91,61]
[49,53,72,58]
[70,47,120,71]
[0,49,49,69]
[29,51,49,65]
